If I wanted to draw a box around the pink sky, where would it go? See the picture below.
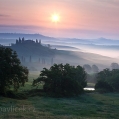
[0,0,119,39]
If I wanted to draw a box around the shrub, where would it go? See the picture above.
[95,68,119,92]
[33,63,87,97]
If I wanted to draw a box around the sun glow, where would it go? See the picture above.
[51,14,60,22]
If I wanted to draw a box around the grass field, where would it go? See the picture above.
[0,93,119,119]
[0,71,119,119]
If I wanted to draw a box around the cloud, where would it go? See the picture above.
[0,14,10,17]
[0,24,118,39]
[0,24,43,29]
[0,25,100,39]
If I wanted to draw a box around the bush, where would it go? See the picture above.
[95,69,119,92]
[33,63,87,97]
[95,80,113,92]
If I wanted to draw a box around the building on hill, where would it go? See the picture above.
[14,37,42,45]
[22,40,35,44]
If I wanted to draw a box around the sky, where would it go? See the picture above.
[0,0,119,39]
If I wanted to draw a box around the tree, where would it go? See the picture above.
[33,63,87,97]
[111,63,119,70]
[22,37,25,42]
[19,37,22,43]
[0,47,29,95]
[92,65,99,73]
[83,64,92,73]
[16,39,18,44]
[95,68,119,92]
[36,39,38,43]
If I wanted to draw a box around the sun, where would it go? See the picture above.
[51,14,60,23]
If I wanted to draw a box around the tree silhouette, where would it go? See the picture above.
[111,63,119,70]
[95,68,119,92]
[92,64,99,73]
[0,47,29,95]
[19,37,22,43]
[22,37,25,42]
[33,63,87,96]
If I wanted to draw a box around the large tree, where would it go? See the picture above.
[33,63,87,96]
[0,47,29,94]
[95,68,119,92]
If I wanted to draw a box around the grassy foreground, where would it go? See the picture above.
[0,71,119,119]
[0,93,119,119]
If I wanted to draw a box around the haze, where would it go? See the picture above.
[0,0,119,39]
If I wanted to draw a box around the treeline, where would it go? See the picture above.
[0,47,29,99]
[83,64,99,74]
[83,63,119,74]
[0,47,119,99]
[95,68,119,92]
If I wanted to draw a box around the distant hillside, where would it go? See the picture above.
[55,50,119,70]
[1,33,119,45]
[51,45,80,51]
[1,33,119,71]
[8,38,56,57]
[2,40,118,71]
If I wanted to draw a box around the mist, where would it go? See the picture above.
[0,33,119,72]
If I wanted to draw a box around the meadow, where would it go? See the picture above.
[0,71,119,119]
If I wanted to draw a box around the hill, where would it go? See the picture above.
[1,33,119,71]
[9,38,56,57]
[5,38,119,71]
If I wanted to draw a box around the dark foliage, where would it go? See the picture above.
[95,80,113,92]
[0,47,29,95]
[95,68,119,92]
[33,63,87,97]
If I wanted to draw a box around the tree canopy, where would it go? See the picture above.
[33,63,87,97]
[0,47,29,95]
[95,68,119,92]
